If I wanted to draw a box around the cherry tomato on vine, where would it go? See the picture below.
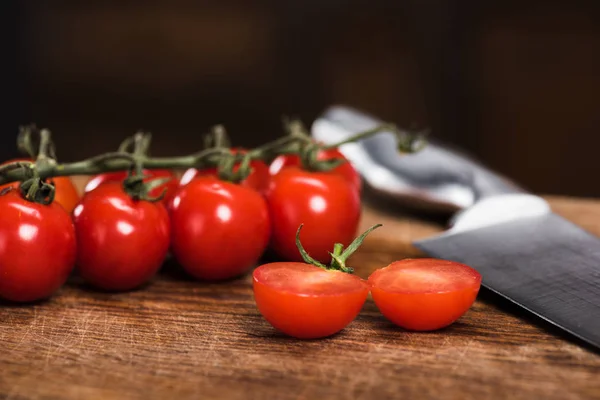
[179,148,270,195]
[269,148,361,192]
[0,158,80,213]
[266,167,361,263]
[253,263,369,339]
[169,176,270,281]
[368,258,482,331]
[84,169,178,204]
[0,188,76,302]
[73,182,170,291]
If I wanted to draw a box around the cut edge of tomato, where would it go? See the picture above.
[253,262,369,298]
[368,258,482,295]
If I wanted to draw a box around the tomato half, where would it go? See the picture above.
[73,182,170,291]
[84,169,178,205]
[266,167,361,263]
[0,189,76,302]
[170,176,270,280]
[269,148,361,192]
[253,262,369,339]
[368,258,482,331]
[0,159,80,213]
[179,148,270,195]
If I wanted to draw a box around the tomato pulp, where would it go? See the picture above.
[368,258,482,331]
[253,262,369,339]
[266,167,361,263]
[84,169,178,205]
[73,182,171,291]
[269,148,361,192]
[169,176,270,280]
[179,148,270,195]
[0,189,77,302]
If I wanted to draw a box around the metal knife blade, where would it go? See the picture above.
[311,105,600,349]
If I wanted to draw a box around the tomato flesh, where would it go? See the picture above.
[368,258,481,331]
[253,262,369,339]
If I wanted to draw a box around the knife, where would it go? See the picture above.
[311,105,600,349]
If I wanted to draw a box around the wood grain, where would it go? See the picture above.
[1,184,600,400]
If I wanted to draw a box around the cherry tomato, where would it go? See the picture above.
[73,182,170,291]
[266,167,361,263]
[84,169,178,205]
[179,148,270,195]
[253,262,369,339]
[269,148,361,192]
[0,159,80,213]
[0,189,76,302]
[170,176,270,281]
[368,258,482,331]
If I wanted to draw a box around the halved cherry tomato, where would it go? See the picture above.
[179,148,270,195]
[170,176,270,280]
[266,167,360,263]
[84,169,178,205]
[253,262,369,339]
[269,148,361,192]
[0,188,76,302]
[0,158,80,213]
[368,258,482,331]
[73,182,170,291]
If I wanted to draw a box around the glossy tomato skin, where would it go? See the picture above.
[179,148,270,195]
[269,148,361,192]
[170,176,270,280]
[73,182,170,291]
[266,167,361,263]
[84,169,178,205]
[253,262,369,339]
[0,159,80,213]
[368,258,482,331]
[0,189,76,302]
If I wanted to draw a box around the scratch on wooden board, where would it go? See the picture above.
[451,339,474,371]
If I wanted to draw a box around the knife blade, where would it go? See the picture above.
[311,105,600,349]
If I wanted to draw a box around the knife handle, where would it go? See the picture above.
[311,105,524,211]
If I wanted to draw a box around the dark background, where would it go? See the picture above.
[3,1,600,196]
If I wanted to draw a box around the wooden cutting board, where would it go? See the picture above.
[1,178,599,400]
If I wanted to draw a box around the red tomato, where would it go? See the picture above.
[269,148,361,192]
[0,189,76,302]
[253,262,369,339]
[368,258,482,331]
[73,182,170,291]
[266,167,361,263]
[179,148,270,195]
[0,159,80,213]
[169,176,270,280]
[84,169,178,204]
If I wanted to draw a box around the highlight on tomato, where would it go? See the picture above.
[0,186,77,302]
[179,148,270,195]
[253,223,381,339]
[266,166,361,264]
[73,181,171,291]
[84,169,178,205]
[169,175,270,281]
[269,147,361,192]
[368,258,482,331]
